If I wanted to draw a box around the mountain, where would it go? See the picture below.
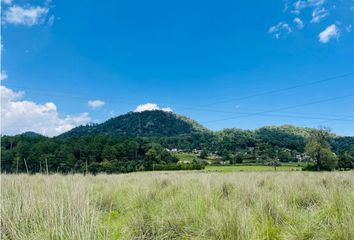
[58,110,209,139]
[57,111,354,153]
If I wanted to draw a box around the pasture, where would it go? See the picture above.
[2,171,354,239]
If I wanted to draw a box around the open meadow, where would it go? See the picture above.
[1,171,354,240]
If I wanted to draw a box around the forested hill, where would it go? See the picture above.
[58,110,209,139]
[2,110,354,173]
[56,110,354,153]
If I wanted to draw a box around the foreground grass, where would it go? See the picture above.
[1,172,354,240]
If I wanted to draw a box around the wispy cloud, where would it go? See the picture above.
[134,103,173,113]
[291,0,326,14]
[293,17,304,29]
[2,5,49,26]
[268,22,292,39]
[88,100,105,109]
[291,0,307,14]
[311,7,329,23]
[47,15,55,26]
[272,0,351,43]
[319,24,339,43]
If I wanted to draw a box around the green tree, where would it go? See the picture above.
[267,159,281,171]
[278,149,293,162]
[305,128,337,171]
[102,145,117,161]
[199,149,208,159]
[230,153,243,164]
[88,162,101,175]
[337,152,354,170]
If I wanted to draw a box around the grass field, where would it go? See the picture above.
[2,172,354,239]
[205,164,302,172]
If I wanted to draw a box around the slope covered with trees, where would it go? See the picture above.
[1,110,354,173]
[58,110,208,139]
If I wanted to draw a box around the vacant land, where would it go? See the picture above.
[2,172,354,240]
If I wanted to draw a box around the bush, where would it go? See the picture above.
[153,161,205,171]
[302,164,317,171]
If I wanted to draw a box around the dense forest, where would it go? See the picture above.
[1,111,354,173]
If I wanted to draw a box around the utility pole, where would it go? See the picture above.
[45,158,49,175]
[24,158,29,174]
[85,160,88,176]
[16,157,19,174]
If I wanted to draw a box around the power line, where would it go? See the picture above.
[4,73,354,126]
[6,87,354,123]
[3,85,141,105]
[301,116,354,127]
[4,83,354,124]
[203,93,354,124]
[181,107,354,122]
[6,72,354,110]
[199,72,354,107]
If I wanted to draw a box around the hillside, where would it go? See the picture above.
[2,110,354,174]
[58,110,209,139]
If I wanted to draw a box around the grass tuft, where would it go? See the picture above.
[1,172,354,239]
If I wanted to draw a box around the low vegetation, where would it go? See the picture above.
[2,172,354,239]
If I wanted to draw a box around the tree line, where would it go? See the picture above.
[1,135,185,174]
[1,126,353,173]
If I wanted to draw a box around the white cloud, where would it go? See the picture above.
[134,103,173,113]
[307,0,325,7]
[292,0,307,14]
[47,15,55,26]
[3,5,49,26]
[268,22,292,39]
[293,17,304,29]
[290,0,325,14]
[311,7,329,23]
[278,0,350,42]
[88,99,105,109]
[319,24,339,43]
[0,71,8,81]
[1,85,91,136]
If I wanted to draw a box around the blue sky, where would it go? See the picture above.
[1,0,354,136]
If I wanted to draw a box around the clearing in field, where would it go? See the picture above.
[1,171,354,240]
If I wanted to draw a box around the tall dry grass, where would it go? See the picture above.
[1,171,354,239]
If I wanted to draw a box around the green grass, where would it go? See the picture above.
[174,152,198,162]
[2,172,354,239]
[205,164,302,172]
